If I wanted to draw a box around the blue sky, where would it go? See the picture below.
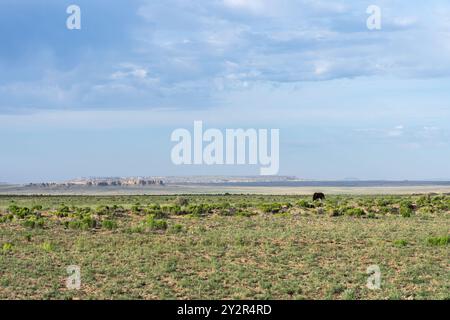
[1,0,450,182]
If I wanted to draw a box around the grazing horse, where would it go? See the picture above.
[313,192,325,201]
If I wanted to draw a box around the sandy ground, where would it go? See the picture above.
[1,184,450,195]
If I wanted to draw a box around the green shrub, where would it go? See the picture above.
[55,205,70,217]
[218,207,236,216]
[126,225,144,234]
[10,206,32,219]
[146,206,169,218]
[95,205,110,215]
[31,205,43,211]
[41,242,55,252]
[165,258,178,273]
[81,207,92,214]
[66,220,81,230]
[71,207,91,218]
[376,198,392,206]
[313,200,324,207]
[260,203,282,213]
[101,219,117,230]
[7,204,20,215]
[216,202,231,210]
[400,206,413,217]
[22,217,45,229]
[161,204,181,215]
[186,204,209,217]
[0,216,9,223]
[81,216,97,229]
[426,236,449,246]
[236,210,254,217]
[344,207,366,217]
[2,242,13,253]
[377,206,390,215]
[327,207,341,217]
[297,199,314,208]
[394,239,408,247]
[399,201,414,217]
[145,215,168,230]
[237,201,250,209]
[170,224,184,233]
[131,203,143,214]
[400,200,415,210]
[343,289,356,300]
[175,197,189,206]
[147,203,160,210]
[66,216,97,230]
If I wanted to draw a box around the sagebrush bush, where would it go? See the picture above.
[218,207,236,216]
[344,207,366,217]
[41,242,55,252]
[65,215,98,230]
[327,207,341,217]
[126,225,144,234]
[145,214,168,230]
[236,210,255,217]
[101,219,117,230]
[9,205,32,219]
[394,239,408,247]
[31,205,43,211]
[186,204,210,216]
[7,204,20,215]
[145,208,168,219]
[95,205,110,215]
[162,204,181,215]
[131,203,143,214]
[260,203,282,213]
[426,236,449,246]
[2,242,13,253]
[55,205,70,217]
[170,224,184,233]
[175,197,189,206]
[22,217,45,229]
[297,199,314,208]
[400,205,413,217]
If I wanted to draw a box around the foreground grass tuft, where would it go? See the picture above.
[426,236,449,246]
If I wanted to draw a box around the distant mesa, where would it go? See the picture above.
[23,176,303,188]
[26,177,165,188]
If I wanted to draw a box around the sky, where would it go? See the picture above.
[1,0,450,183]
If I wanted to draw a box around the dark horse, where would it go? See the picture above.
[313,192,325,201]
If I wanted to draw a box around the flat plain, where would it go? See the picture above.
[0,194,448,299]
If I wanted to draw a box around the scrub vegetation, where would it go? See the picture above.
[0,194,448,299]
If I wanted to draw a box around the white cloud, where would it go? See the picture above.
[111,64,149,80]
[223,0,266,13]
[3,1,450,113]
[387,125,404,137]
[314,61,331,76]
[392,16,418,28]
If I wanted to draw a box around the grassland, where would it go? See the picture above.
[0,194,448,300]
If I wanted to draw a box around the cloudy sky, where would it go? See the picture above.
[1,0,450,182]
